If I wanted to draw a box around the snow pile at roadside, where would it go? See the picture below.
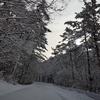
[45,83,95,100]
[0,80,30,95]
[66,88,100,100]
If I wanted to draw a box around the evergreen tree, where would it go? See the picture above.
[52,0,100,92]
[75,0,100,91]
[0,0,51,81]
[76,0,100,67]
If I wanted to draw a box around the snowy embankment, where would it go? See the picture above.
[0,80,30,95]
[0,80,99,100]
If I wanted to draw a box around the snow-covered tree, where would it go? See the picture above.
[0,0,51,82]
[76,0,100,67]
[52,0,100,92]
[75,0,100,91]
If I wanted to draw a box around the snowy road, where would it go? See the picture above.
[0,82,94,100]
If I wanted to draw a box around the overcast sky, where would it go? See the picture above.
[44,0,100,58]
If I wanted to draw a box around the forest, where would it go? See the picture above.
[0,0,100,94]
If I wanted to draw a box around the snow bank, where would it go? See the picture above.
[0,80,30,95]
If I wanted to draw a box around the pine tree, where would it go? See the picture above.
[75,0,100,91]
[0,0,51,80]
[52,0,100,91]
[76,0,100,67]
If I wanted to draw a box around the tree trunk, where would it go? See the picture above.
[69,51,74,82]
[91,0,100,67]
[12,51,21,75]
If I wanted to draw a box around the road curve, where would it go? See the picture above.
[0,82,94,100]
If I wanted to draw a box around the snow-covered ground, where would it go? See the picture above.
[0,80,31,96]
[0,80,99,100]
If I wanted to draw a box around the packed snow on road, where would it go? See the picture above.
[0,80,100,100]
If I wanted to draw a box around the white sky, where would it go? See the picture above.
[44,0,100,58]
